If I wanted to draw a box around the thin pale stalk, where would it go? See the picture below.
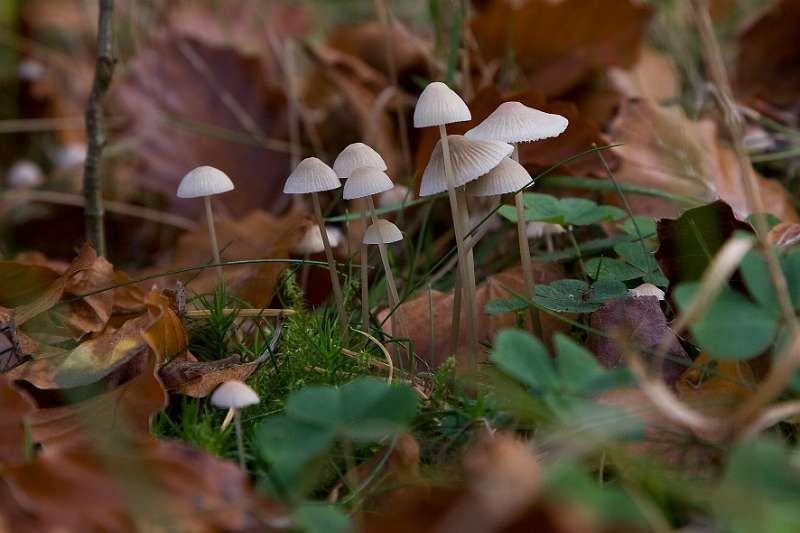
[234,410,245,470]
[450,268,462,355]
[366,197,410,348]
[311,192,347,338]
[203,196,223,280]
[361,205,370,332]
[512,144,543,338]
[438,124,479,363]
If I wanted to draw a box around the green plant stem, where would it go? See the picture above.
[311,191,347,340]
[566,226,588,282]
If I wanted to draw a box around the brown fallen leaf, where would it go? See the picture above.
[159,352,260,398]
[589,295,690,386]
[26,349,167,451]
[0,375,35,468]
[675,353,756,420]
[734,0,800,120]
[768,222,800,249]
[471,0,652,98]
[608,48,680,103]
[161,207,308,307]
[380,262,567,368]
[1,435,288,532]
[112,29,292,217]
[604,98,800,221]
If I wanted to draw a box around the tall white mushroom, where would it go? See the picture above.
[465,102,567,336]
[419,132,512,359]
[344,167,409,344]
[177,166,235,280]
[284,157,347,336]
[333,143,388,329]
[211,380,260,469]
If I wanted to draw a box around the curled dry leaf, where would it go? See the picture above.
[380,262,567,368]
[26,349,167,451]
[589,295,690,386]
[471,0,652,98]
[159,352,260,398]
[605,98,799,221]
[1,436,287,532]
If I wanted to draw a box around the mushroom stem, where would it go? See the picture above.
[438,125,479,363]
[234,409,245,469]
[360,203,370,332]
[204,195,223,280]
[366,197,410,361]
[511,145,543,338]
[311,191,347,338]
[449,268,462,355]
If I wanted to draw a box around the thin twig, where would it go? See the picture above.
[83,0,116,256]
[692,0,800,425]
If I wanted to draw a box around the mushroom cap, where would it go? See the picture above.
[210,380,260,409]
[6,160,44,189]
[526,221,566,239]
[291,224,344,254]
[629,283,665,301]
[468,157,531,197]
[464,101,568,143]
[283,157,341,194]
[332,143,387,179]
[363,219,403,244]
[343,167,394,200]
[177,166,235,198]
[413,82,471,128]
[419,135,512,197]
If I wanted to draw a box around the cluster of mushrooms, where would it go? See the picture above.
[175,81,568,363]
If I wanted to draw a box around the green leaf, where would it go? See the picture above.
[585,257,645,282]
[614,242,668,286]
[554,333,607,394]
[489,329,558,391]
[507,193,625,226]
[617,216,657,241]
[674,283,779,360]
[256,416,337,478]
[497,204,520,223]
[285,386,340,429]
[484,295,530,315]
[339,377,418,442]
[534,279,627,313]
[740,249,800,315]
[292,503,353,533]
[490,329,558,391]
[557,198,625,225]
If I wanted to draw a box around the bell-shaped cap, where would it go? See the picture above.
[464,101,568,143]
[343,167,394,200]
[413,82,471,128]
[526,221,566,239]
[291,224,344,254]
[210,380,260,409]
[283,157,341,194]
[177,166,235,198]
[468,157,531,197]
[332,143,387,179]
[629,282,665,301]
[363,219,403,245]
[419,135,512,197]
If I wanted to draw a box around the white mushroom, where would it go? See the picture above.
[177,166,235,280]
[363,219,403,244]
[6,160,44,189]
[291,224,344,255]
[283,158,346,335]
[464,102,568,338]
[332,143,387,179]
[211,380,260,468]
[629,283,665,301]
